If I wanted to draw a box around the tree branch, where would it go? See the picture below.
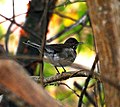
[0,60,62,107]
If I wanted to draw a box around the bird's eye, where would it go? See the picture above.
[73,45,75,49]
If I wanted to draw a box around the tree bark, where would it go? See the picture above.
[0,60,62,107]
[86,0,120,106]
[16,0,56,74]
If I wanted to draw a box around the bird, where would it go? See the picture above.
[24,38,83,74]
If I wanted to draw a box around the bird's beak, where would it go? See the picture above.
[78,42,84,45]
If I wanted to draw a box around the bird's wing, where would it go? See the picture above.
[45,44,67,53]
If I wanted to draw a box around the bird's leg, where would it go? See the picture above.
[60,64,66,72]
[54,66,60,74]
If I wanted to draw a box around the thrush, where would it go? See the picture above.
[24,38,83,73]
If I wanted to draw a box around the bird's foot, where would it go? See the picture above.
[56,72,60,75]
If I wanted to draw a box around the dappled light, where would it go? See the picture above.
[0,0,119,107]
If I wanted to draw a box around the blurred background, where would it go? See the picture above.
[0,0,96,106]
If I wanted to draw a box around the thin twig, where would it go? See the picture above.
[5,23,13,54]
[54,11,77,22]
[78,55,98,107]
[47,11,88,43]
[0,54,90,71]
[74,81,97,107]
[39,0,49,86]
[59,82,80,97]
[0,14,40,40]
[97,81,105,107]
[55,0,86,9]
[12,0,15,21]
[5,0,15,54]
[0,12,26,24]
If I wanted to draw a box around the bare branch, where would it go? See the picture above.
[0,12,26,24]
[32,70,90,84]
[47,11,88,43]
[78,55,98,107]
[5,23,13,54]
[59,82,80,97]
[39,0,49,86]
[54,11,77,22]
[0,14,39,40]
[5,0,16,54]
[55,0,86,8]
[74,81,97,107]
[0,60,62,107]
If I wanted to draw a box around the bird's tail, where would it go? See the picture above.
[23,40,41,51]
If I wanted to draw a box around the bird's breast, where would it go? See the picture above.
[45,48,76,66]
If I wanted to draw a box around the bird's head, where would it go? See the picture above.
[64,38,83,49]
